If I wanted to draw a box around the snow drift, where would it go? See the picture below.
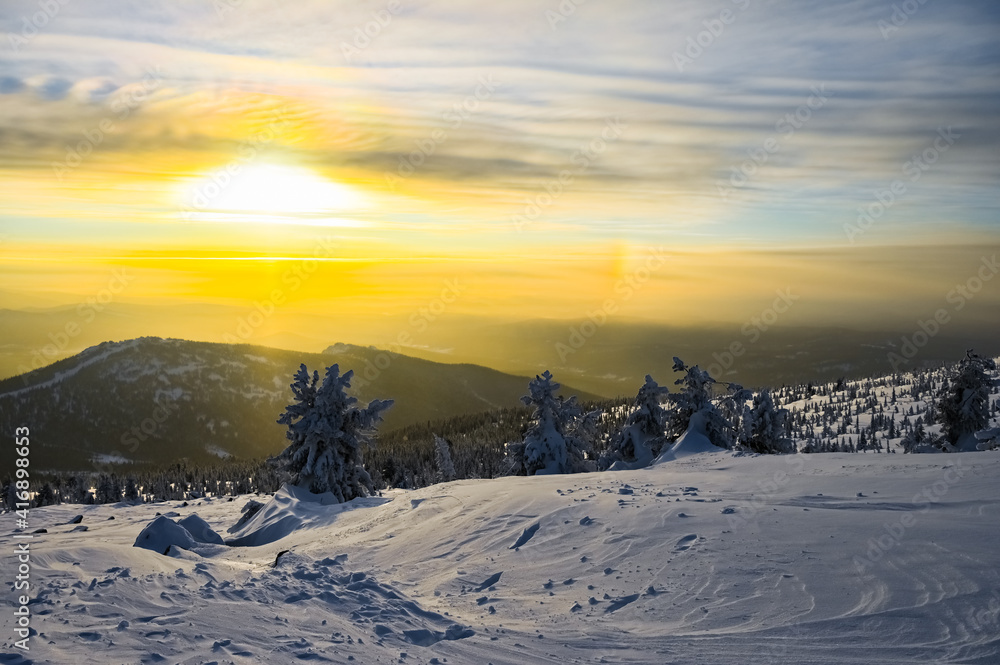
[652,411,723,464]
[227,483,387,547]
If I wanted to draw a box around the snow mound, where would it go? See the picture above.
[653,411,724,464]
[177,514,225,545]
[133,516,197,555]
[227,483,387,547]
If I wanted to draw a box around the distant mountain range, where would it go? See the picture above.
[0,338,601,472]
[3,303,998,398]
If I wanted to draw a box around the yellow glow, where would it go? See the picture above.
[179,164,370,226]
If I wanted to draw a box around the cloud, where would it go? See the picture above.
[25,75,73,100]
[0,0,996,244]
[71,77,120,103]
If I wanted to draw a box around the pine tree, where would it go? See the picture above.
[95,474,117,504]
[666,358,736,449]
[34,483,56,507]
[744,390,794,454]
[433,434,457,482]
[1,479,16,512]
[936,350,997,450]
[123,477,140,502]
[600,375,670,469]
[272,363,393,501]
[520,371,598,475]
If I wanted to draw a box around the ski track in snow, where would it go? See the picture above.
[2,453,1000,664]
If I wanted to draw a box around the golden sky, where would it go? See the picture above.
[1,0,999,375]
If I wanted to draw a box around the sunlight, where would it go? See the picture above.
[180,164,370,226]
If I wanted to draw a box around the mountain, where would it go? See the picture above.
[0,337,601,471]
[4,302,998,399]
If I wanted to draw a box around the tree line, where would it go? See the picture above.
[4,350,996,508]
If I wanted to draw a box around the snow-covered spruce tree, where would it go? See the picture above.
[743,389,795,454]
[935,350,997,451]
[433,434,457,482]
[271,363,393,501]
[521,371,599,475]
[600,375,670,469]
[666,357,736,449]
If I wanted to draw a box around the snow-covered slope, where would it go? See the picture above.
[4,451,999,663]
[776,356,1000,452]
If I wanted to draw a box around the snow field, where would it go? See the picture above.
[2,451,998,664]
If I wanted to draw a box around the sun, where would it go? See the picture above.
[180,164,369,225]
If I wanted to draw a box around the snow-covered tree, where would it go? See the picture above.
[272,363,393,501]
[743,389,794,454]
[936,350,997,450]
[520,371,599,475]
[433,434,457,482]
[666,357,736,449]
[600,375,670,469]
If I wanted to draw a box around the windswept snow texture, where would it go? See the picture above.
[226,483,387,547]
[4,452,1000,664]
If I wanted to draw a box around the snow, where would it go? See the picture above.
[6,451,1000,663]
[132,515,197,555]
[226,483,388,547]
[177,514,225,545]
[90,453,131,465]
[652,411,723,464]
[204,444,232,459]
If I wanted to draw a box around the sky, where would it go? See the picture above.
[1,0,999,370]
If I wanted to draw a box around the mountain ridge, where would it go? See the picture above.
[0,337,602,471]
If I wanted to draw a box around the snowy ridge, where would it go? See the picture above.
[774,354,1000,452]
